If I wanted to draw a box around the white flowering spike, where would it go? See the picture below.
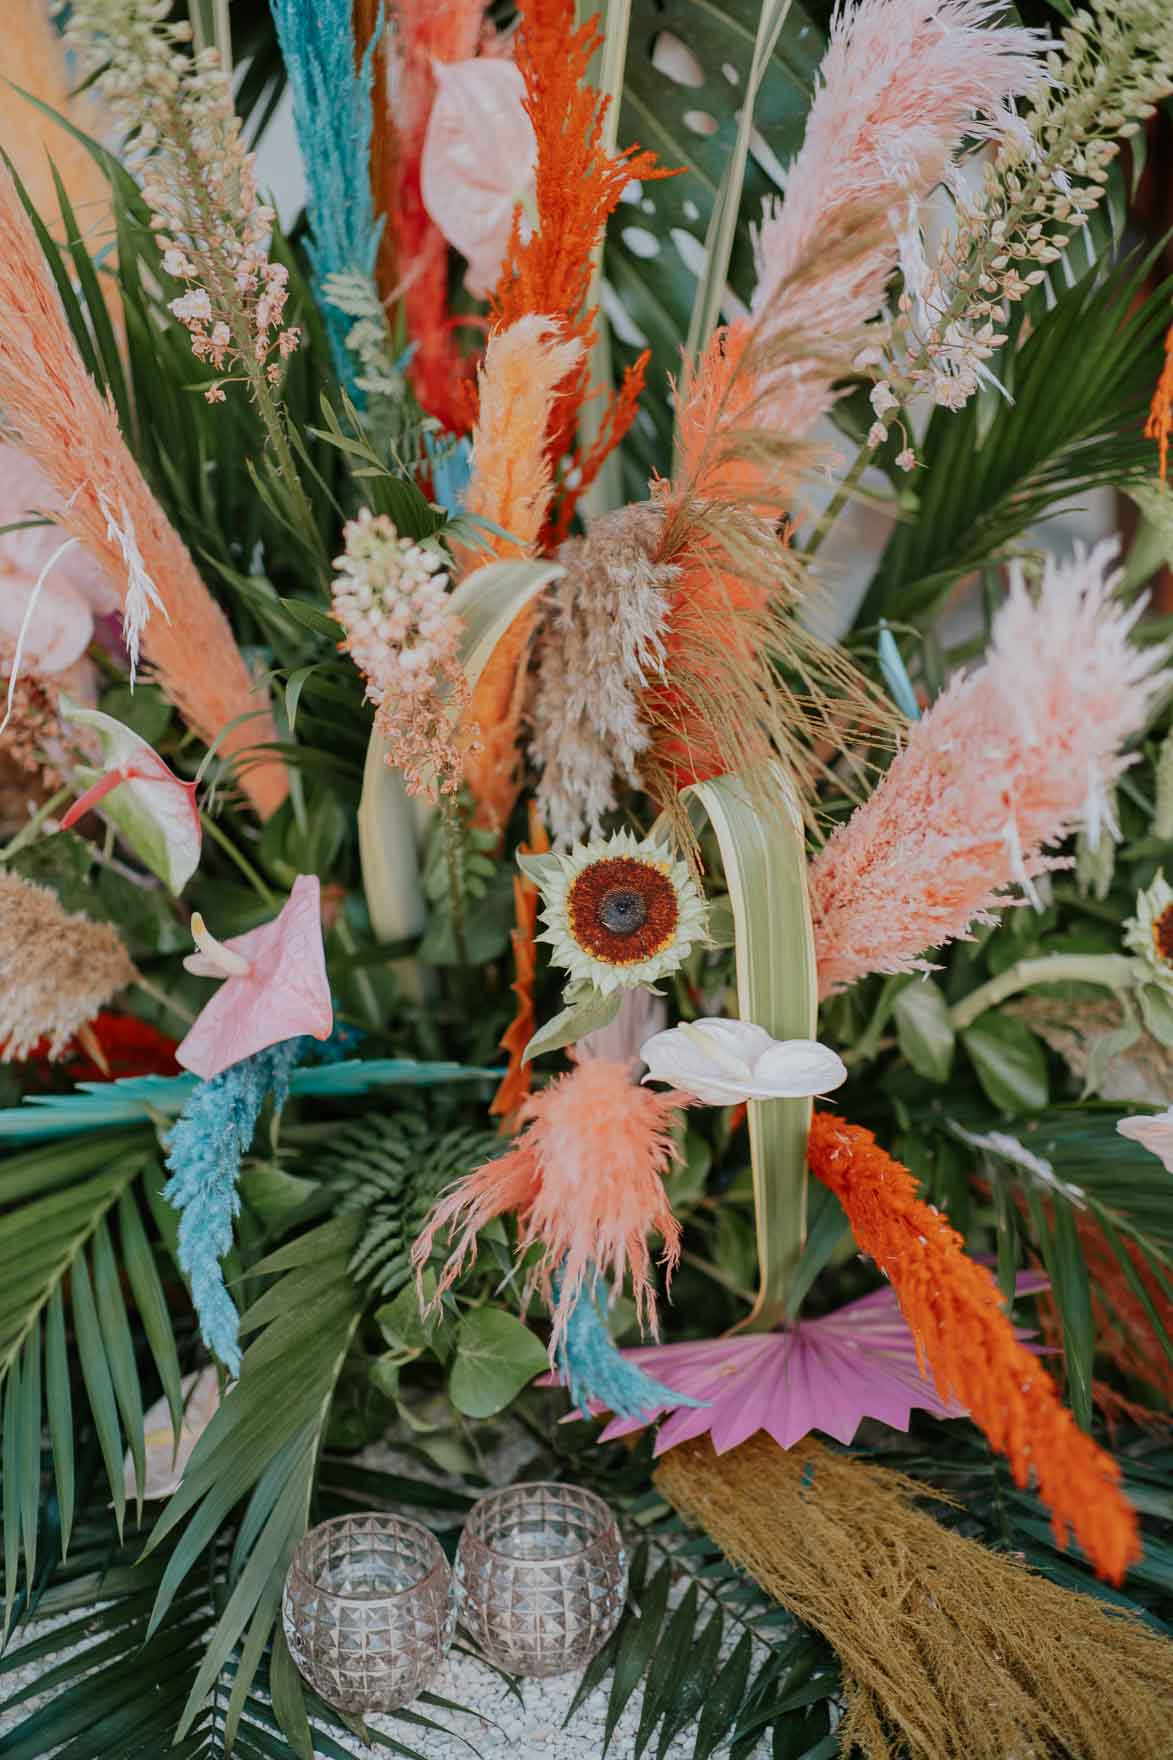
[520,829,708,999]
[639,1017,847,1106]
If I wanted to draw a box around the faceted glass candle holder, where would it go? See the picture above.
[456,1482,627,1678]
[282,1513,454,1713]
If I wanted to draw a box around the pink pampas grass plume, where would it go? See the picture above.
[412,1055,690,1350]
[811,540,1170,997]
[0,159,286,820]
[678,0,1045,468]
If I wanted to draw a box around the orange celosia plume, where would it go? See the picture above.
[383,0,487,430]
[490,807,550,1125]
[0,162,286,819]
[414,1056,690,1347]
[480,0,670,543]
[1144,319,1173,482]
[806,1111,1141,1585]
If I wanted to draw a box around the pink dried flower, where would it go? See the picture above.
[811,540,1170,996]
[332,510,471,800]
[749,0,1045,441]
[413,1056,691,1350]
[555,1271,1048,1454]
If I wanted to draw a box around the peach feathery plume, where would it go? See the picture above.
[0,158,287,821]
[413,1054,691,1351]
[672,0,1046,500]
[3,1,116,268]
[811,540,1170,998]
[457,315,584,833]
[748,0,1046,439]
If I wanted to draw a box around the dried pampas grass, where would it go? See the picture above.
[657,1434,1173,1760]
[0,872,139,1060]
[0,159,286,820]
[457,315,583,832]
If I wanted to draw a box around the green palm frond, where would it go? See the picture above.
[139,1216,364,1748]
[321,1114,502,1299]
[560,1512,842,1760]
[0,1472,468,1760]
[857,250,1173,629]
[952,1107,1173,1430]
[0,1129,175,1635]
[608,0,825,488]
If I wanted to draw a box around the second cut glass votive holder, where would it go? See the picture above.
[282,1512,455,1713]
[455,1481,627,1678]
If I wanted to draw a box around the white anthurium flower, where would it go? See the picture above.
[639,1018,848,1106]
[121,1366,223,1502]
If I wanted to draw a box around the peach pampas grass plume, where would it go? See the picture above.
[674,0,1045,483]
[811,540,1169,997]
[0,159,286,819]
[458,315,584,832]
[807,1112,1141,1584]
[4,2,115,262]
[413,1055,690,1349]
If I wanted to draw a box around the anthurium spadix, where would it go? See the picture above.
[59,696,200,894]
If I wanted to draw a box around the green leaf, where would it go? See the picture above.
[1138,982,1173,1049]
[961,1013,1049,1115]
[44,1286,74,1557]
[694,1631,754,1760]
[448,1308,548,1419]
[98,684,172,746]
[604,1559,672,1753]
[450,558,566,689]
[892,978,955,1082]
[524,986,623,1063]
[686,770,817,1323]
[858,252,1173,627]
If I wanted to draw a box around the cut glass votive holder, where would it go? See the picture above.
[455,1481,627,1678]
[282,1512,455,1713]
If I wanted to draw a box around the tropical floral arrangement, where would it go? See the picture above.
[2,0,1173,1755]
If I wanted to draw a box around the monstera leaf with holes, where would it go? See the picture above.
[607,0,827,488]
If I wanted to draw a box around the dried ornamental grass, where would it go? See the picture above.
[656,1433,1173,1760]
[0,872,139,1061]
[0,160,287,819]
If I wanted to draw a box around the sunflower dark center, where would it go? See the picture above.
[566,855,680,967]
[597,887,648,936]
[1153,905,1173,964]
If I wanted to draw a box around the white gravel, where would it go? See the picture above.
[0,1429,774,1757]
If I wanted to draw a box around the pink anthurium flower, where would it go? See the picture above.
[550,1273,1048,1455]
[420,58,537,297]
[58,696,201,895]
[176,874,333,1079]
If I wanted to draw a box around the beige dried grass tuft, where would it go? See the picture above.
[0,871,139,1060]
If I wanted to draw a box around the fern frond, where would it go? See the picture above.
[320,1113,502,1298]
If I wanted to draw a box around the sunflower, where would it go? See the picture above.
[1124,872,1173,996]
[520,830,708,997]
